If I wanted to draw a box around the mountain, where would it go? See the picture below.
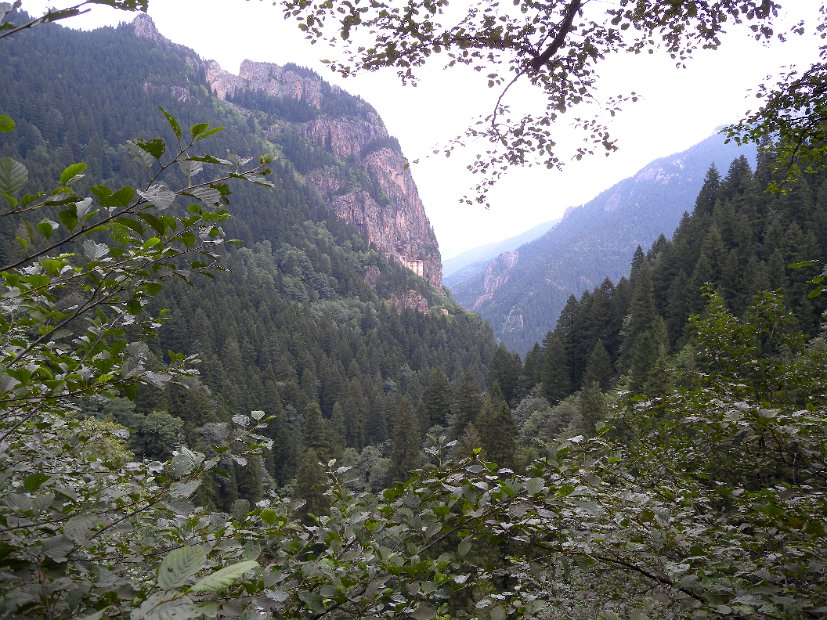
[206,54,443,290]
[0,13,497,501]
[449,133,757,353]
[442,217,560,281]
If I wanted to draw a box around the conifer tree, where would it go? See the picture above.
[364,379,388,444]
[342,377,367,449]
[302,403,337,462]
[695,164,721,216]
[454,423,482,459]
[448,373,483,439]
[487,344,522,404]
[541,332,572,404]
[475,385,516,469]
[582,340,614,391]
[389,399,421,482]
[421,368,452,428]
[294,448,330,521]
[521,344,544,388]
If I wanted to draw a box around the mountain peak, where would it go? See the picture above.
[130,14,163,42]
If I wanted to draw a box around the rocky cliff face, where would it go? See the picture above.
[472,250,519,310]
[205,57,443,290]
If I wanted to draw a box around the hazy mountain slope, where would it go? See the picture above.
[0,14,498,496]
[443,217,560,281]
[450,133,756,353]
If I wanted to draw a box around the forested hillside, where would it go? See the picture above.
[451,134,755,353]
[0,15,497,503]
[506,150,825,433]
[1,5,825,619]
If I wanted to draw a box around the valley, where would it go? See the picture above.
[0,4,825,619]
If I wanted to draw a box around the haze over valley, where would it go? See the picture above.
[1,4,825,618]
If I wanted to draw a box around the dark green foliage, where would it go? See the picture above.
[128,410,184,460]
[475,385,516,469]
[389,399,420,482]
[541,332,572,404]
[4,6,827,619]
[525,151,827,402]
[228,88,319,123]
[0,15,498,489]
[448,373,483,439]
[450,134,755,353]
[295,448,330,520]
[581,340,613,391]
[487,343,523,404]
[578,381,606,437]
[420,368,452,429]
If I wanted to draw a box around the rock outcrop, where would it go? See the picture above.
[472,250,519,310]
[205,58,443,291]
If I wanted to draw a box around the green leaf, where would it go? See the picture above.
[185,185,222,207]
[412,606,437,619]
[0,115,15,132]
[135,138,166,160]
[190,123,210,138]
[157,545,208,590]
[525,477,545,495]
[297,590,324,613]
[58,206,79,231]
[169,479,200,499]
[36,219,57,239]
[160,106,182,141]
[131,592,198,620]
[457,536,472,556]
[63,514,99,545]
[23,472,50,492]
[0,156,28,196]
[138,212,167,235]
[260,508,279,525]
[196,126,223,140]
[91,185,136,207]
[41,258,63,276]
[42,535,74,562]
[59,162,87,185]
[189,560,259,593]
[138,183,176,210]
[242,540,262,561]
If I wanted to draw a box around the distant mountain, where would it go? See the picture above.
[443,217,560,281]
[450,133,756,353]
[0,13,498,498]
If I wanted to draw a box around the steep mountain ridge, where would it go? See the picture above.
[450,133,756,353]
[195,26,442,288]
[0,12,497,498]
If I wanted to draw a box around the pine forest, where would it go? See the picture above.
[0,3,825,619]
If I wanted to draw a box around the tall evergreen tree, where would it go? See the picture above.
[449,373,483,439]
[389,399,421,483]
[694,164,721,216]
[302,403,337,462]
[475,386,517,469]
[578,381,607,437]
[295,448,330,521]
[421,368,452,429]
[454,423,482,459]
[487,344,522,404]
[541,332,572,404]
[581,340,614,391]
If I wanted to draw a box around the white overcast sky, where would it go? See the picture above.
[20,1,825,258]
